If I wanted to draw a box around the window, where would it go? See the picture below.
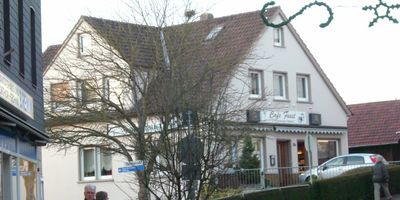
[317,140,338,165]
[80,148,112,181]
[50,82,71,110]
[78,33,91,56]
[3,0,11,65]
[18,0,24,76]
[346,156,364,165]
[273,27,284,47]
[297,75,310,102]
[102,77,110,101]
[324,157,344,167]
[30,8,37,86]
[249,70,262,98]
[273,72,287,100]
[76,79,99,104]
[205,25,223,41]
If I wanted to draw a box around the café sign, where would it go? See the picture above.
[0,71,34,119]
[260,110,307,125]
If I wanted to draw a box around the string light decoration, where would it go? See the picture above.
[362,0,400,27]
[260,1,334,28]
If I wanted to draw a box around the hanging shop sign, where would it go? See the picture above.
[260,110,307,125]
[0,71,34,119]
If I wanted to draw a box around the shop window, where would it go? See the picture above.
[317,140,338,165]
[19,159,37,200]
[297,140,308,171]
[80,148,112,181]
[249,70,263,99]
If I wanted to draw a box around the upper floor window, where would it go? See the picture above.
[297,74,310,102]
[249,70,262,99]
[30,8,37,86]
[76,78,110,104]
[78,33,91,56]
[273,72,287,100]
[50,82,71,110]
[3,0,11,65]
[80,147,112,181]
[205,25,223,41]
[273,27,284,47]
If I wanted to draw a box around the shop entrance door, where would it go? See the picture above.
[277,140,290,186]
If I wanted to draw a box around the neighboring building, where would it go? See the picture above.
[348,100,400,161]
[42,7,350,199]
[0,0,49,200]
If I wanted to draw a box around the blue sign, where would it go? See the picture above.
[118,165,145,173]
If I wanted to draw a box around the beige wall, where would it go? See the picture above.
[42,146,139,200]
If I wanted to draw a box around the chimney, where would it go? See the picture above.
[200,13,213,21]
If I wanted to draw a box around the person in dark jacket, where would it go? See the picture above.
[96,191,109,200]
[372,155,392,200]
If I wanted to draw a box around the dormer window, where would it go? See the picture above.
[78,33,91,56]
[205,25,223,41]
[273,27,284,47]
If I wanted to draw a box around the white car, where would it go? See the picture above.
[299,153,387,183]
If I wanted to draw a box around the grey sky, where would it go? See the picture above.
[42,0,400,104]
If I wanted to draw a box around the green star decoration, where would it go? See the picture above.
[260,1,334,28]
[363,0,400,27]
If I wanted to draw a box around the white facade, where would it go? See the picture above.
[226,12,350,180]
[42,9,350,199]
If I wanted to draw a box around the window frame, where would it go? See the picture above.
[296,74,311,102]
[79,147,112,181]
[78,33,91,56]
[205,25,224,41]
[273,72,288,100]
[249,70,263,99]
[50,82,71,111]
[317,139,339,165]
[273,27,284,47]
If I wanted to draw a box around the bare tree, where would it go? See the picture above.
[44,0,271,199]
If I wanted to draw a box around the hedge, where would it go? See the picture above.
[216,165,400,200]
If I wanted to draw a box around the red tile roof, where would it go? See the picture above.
[348,100,400,147]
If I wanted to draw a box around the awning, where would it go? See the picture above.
[0,107,49,141]
[275,126,347,135]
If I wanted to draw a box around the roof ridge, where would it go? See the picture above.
[348,99,400,106]
[81,15,159,29]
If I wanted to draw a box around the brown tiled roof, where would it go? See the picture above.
[82,16,162,67]
[43,44,62,72]
[348,100,400,147]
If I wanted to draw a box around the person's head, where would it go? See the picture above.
[84,184,96,200]
[96,191,108,200]
[376,155,384,163]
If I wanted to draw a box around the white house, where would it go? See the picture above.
[42,7,350,199]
